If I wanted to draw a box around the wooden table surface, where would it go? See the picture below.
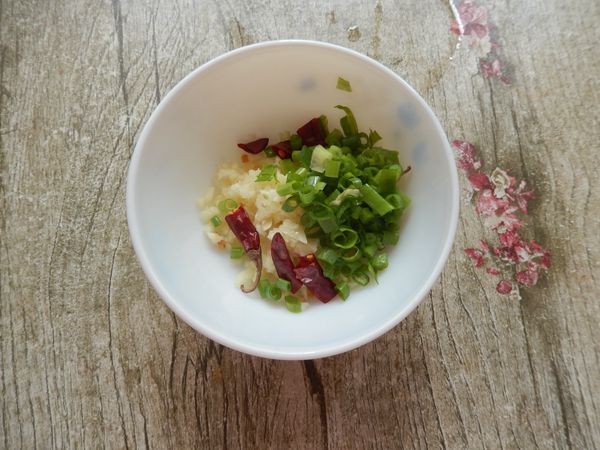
[1,0,599,448]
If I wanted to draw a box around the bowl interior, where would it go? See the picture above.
[127,41,458,359]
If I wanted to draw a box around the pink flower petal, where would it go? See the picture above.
[496,279,513,294]
[516,269,539,286]
[476,189,510,216]
[487,267,501,276]
[468,22,488,38]
[540,251,551,270]
[479,240,491,253]
[499,229,521,248]
[452,140,481,174]
[468,172,492,191]
[465,248,485,268]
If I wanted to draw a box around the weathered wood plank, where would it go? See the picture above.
[1,0,599,448]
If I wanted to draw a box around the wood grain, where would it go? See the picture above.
[1,0,599,448]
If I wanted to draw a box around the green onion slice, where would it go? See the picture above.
[230,245,244,259]
[285,295,302,313]
[331,227,359,249]
[218,198,238,212]
[336,77,352,92]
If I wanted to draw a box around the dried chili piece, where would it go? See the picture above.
[225,206,262,293]
[293,254,337,303]
[297,117,326,146]
[237,138,269,154]
[271,140,293,159]
[270,232,302,293]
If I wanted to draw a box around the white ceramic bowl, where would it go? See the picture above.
[127,40,459,360]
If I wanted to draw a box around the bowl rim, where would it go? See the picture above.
[126,39,460,360]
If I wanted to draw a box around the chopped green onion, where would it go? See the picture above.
[338,172,357,190]
[359,207,375,224]
[336,77,352,92]
[310,203,334,220]
[315,181,327,191]
[210,215,222,227]
[352,271,370,286]
[282,197,299,212]
[305,175,321,187]
[279,159,296,174]
[340,264,353,277]
[368,129,382,146]
[299,189,317,205]
[258,279,271,299]
[358,184,394,216]
[275,278,291,292]
[371,253,388,271]
[218,198,238,212]
[374,168,400,194]
[335,105,359,137]
[305,226,322,238]
[341,246,361,262]
[290,134,303,150]
[336,282,350,300]
[324,159,341,178]
[318,216,338,233]
[255,164,277,182]
[326,189,341,204]
[367,262,379,284]
[263,146,276,158]
[293,167,309,178]
[383,230,400,245]
[331,227,359,249]
[330,188,361,206]
[310,145,333,173]
[341,135,361,151]
[267,285,282,301]
[301,212,317,228]
[310,204,337,232]
[316,247,339,265]
[325,129,343,147]
[285,295,302,313]
[321,261,338,280]
[298,146,314,168]
[276,182,295,196]
[319,115,329,135]
[364,233,378,245]
[388,191,411,211]
[361,243,377,258]
[230,245,244,259]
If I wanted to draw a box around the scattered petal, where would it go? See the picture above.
[487,267,501,276]
[468,172,492,191]
[452,140,481,174]
[516,269,539,286]
[479,240,491,253]
[499,229,520,248]
[540,250,551,270]
[476,189,510,216]
[496,279,513,294]
[465,248,486,267]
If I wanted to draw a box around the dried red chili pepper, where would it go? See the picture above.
[271,140,293,159]
[237,138,269,154]
[270,232,302,293]
[297,117,326,147]
[293,254,337,303]
[225,206,262,293]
